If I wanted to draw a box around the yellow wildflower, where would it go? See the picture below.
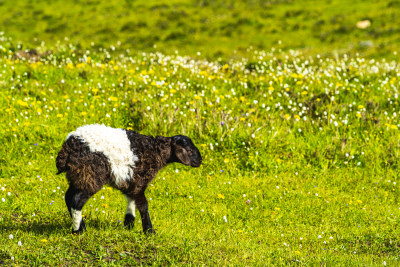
[17,100,29,107]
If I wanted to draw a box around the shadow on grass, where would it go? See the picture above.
[2,215,125,235]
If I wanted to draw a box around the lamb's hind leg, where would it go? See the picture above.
[124,196,136,229]
[65,184,95,234]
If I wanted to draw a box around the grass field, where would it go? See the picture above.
[1,0,400,266]
[1,0,400,59]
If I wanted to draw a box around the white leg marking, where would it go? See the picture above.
[71,208,82,231]
[126,196,136,216]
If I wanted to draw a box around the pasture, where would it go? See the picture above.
[1,0,400,265]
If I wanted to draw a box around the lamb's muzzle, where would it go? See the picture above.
[56,124,202,234]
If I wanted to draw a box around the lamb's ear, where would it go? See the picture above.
[175,146,191,165]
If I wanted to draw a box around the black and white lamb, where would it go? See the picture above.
[56,124,202,234]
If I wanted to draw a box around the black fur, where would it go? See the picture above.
[124,213,135,230]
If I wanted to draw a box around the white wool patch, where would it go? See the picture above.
[67,124,138,185]
[126,196,136,216]
[71,208,82,231]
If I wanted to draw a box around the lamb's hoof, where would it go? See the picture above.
[144,228,156,235]
[124,214,135,230]
[72,220,86,235]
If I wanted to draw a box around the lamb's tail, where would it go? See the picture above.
[56,144,69,175]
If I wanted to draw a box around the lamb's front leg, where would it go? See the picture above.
[124,196,136,229]
[133,193,155,234]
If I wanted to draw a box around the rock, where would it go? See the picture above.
[356,20,371,29]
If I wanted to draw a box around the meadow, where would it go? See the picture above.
[0,0,400,59]
[1,0,400,266]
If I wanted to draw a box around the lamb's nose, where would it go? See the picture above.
[192,158,202,167]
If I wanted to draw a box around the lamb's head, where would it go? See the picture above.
[170,135,202,167]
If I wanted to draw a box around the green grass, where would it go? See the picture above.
[0,42,400,265]
[0,0,399,59]
[1,0,400,265]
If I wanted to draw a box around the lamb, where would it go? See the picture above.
[56,124,202,234]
